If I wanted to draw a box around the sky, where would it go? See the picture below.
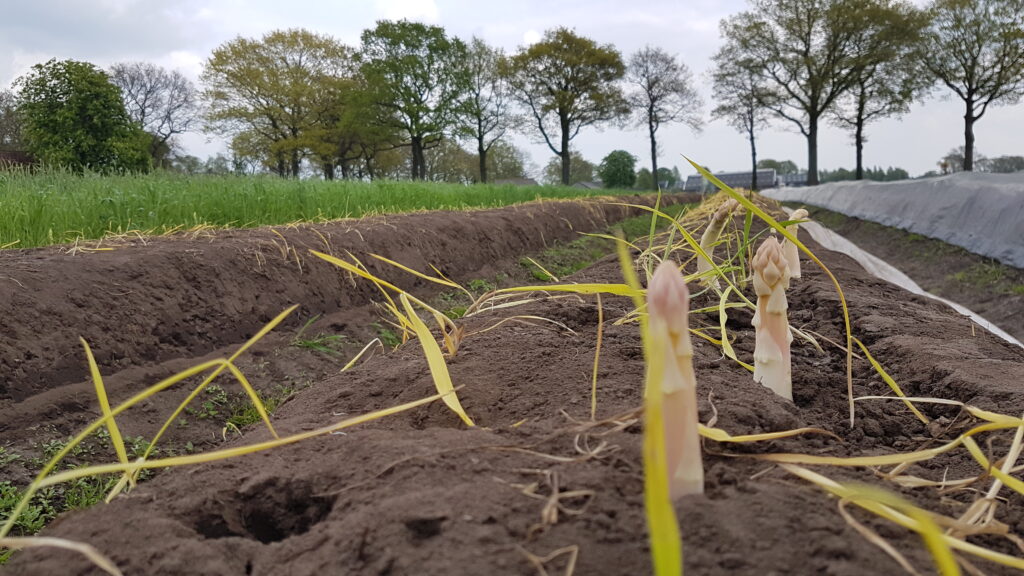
[3,0,1023,178]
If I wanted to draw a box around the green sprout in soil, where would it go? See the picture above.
[290,315,348,355]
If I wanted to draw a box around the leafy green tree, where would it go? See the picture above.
[110,62,199,167]
[543,150,595,186]
[831,1,927,179]
[626,46,702,189]
[14,59,149,172]
[636,167,654,190]
[423,138,476,183]
[757,159,799,175]
[458,37,512,183]
[922,0,1024,171]
[359,20,471,180]
[506,28,628,185]
[481,139,527,181]
[711,44,775,190]
[598,150,637,189]
[719,0,913,185]
[201,29,354,177]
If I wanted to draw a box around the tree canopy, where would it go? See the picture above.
[922,0,1024,171]
[627,46,702,190]
[458,37,512,183]
[360,19,471,180]
[110,62,200,166]
[506,27,628,186]
[598,150,638,189]
[201,28,355,177]
[14,58,149,172]
[719,0,912,185]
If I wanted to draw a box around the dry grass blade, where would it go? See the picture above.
[591,293,604,421]
[717,285,754,372]
[518,544,579,576]
[35,390,452,488]
[340,338,384,372]
[837,500,925,576]
[853,337,929,425]
[399,293,474,427]
[79,338,130,469]
[0,536,123,576]
[700,423,841,443]
[522,256,562,282]
[780,464,961,575]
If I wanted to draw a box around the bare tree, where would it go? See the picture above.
[711,45,774,190]
[922,0,1024,171]
[626,46,702,190]
[459,37,512,183]
[110,62,199,164]
[831,1,928,179]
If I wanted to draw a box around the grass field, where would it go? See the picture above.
[0,170,633,250]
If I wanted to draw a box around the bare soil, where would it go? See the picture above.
[3,194,1024,575]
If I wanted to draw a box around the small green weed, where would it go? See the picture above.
[373,322,403,349]
[291,315,348,355]
[185,385,230,419]
[225,385,294,430]
[0,447,20,468]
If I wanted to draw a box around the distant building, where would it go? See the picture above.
[683,169,778,193]
[779,172,809,187]
[493,177,539,187]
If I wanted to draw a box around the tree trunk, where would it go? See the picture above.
[478,137,488,184]
[807,116,819,186]
[411,136,423,180]
[560,116,571,186]
[323,162,334,181]
[649,118,659,191]
[291,151,300,179]
[964,99,975,172]
[275,154,287,178]
[749,122,758,191]
[854,117,864,180]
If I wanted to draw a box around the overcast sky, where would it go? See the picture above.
[3,0,1023,177]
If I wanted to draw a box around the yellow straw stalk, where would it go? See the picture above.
[647,261,703,498]
[783,208,809,279]
[751,237,793,401]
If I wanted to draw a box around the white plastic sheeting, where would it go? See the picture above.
[788,209,1023,348]
[765,173,1024,268]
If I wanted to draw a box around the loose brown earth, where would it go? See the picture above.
[3,194,1024,575]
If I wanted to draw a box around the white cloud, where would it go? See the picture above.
[373,0,439,23]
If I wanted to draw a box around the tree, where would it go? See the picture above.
[830,1,927,179]
[543,150,595,186]
[14,58,149,172]
[720,0,910,185]
[359,20,471,180]
[983,155,1024,173]
[506,28,628,185]
[202,29,354,177]
[636,167,654,190]
[481,139,528,181]
[711,43,775,190]
[922,0,1024,171]
[757,159,799,175]
[0,89,23,151]
[598,150,637,189]
[626,46,703,190]
[109,62,199,167]
[458,37,512,183]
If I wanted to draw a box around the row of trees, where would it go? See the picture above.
[3,0,1022,183]
[711,0,1024,186]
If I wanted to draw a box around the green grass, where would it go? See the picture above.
[522,203,694,281]
[291,316,348,355]
[0,169,634,249]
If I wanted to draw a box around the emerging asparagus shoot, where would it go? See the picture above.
[696,199,739,285]
[751,237,793,401]
[647,261,703,498]
[783,208,808,279]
